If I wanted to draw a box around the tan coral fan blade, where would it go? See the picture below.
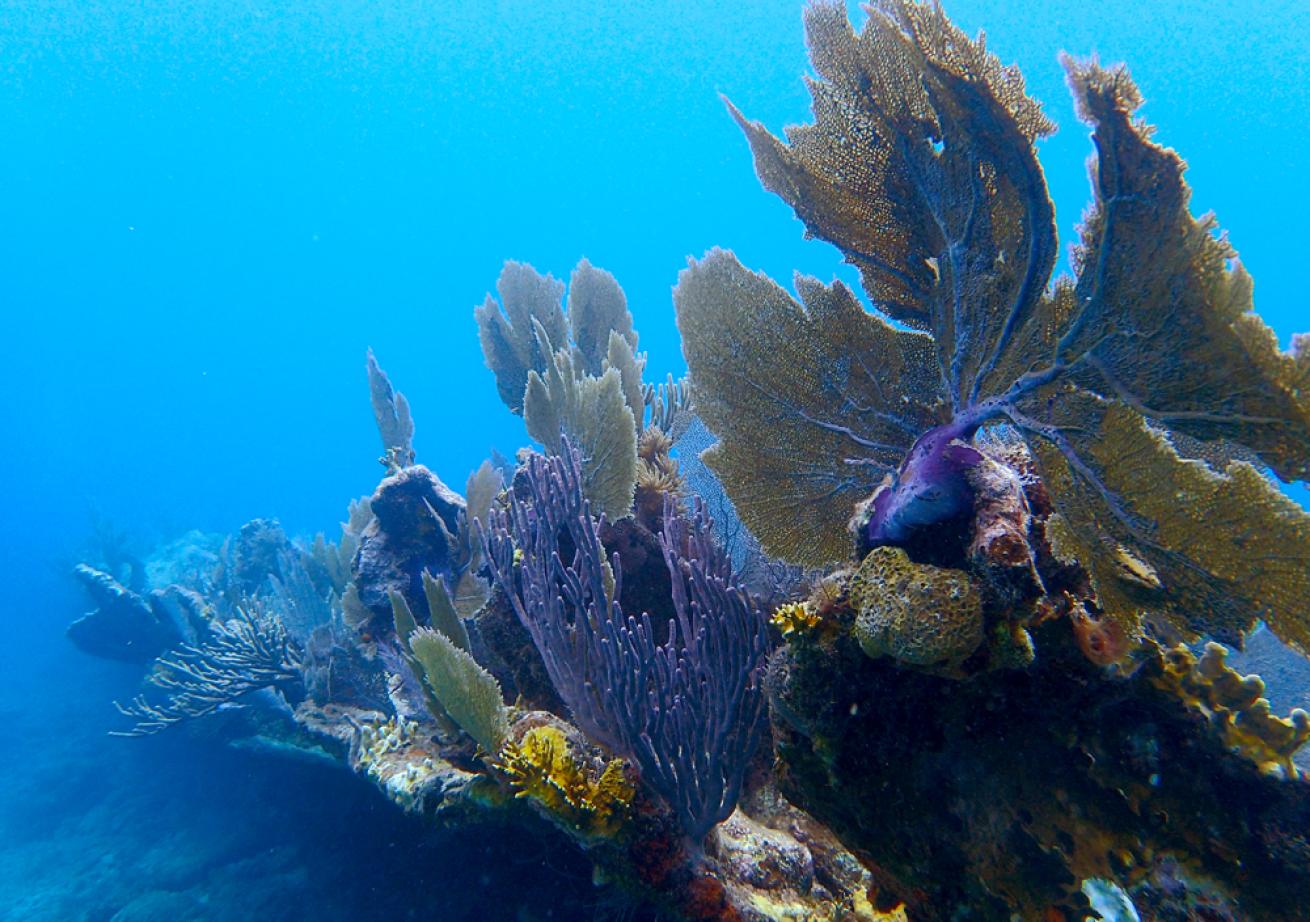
[729,0,1057,408]
[524,345,637,521]
[567,258,638,376]
[475,261,569,414]
[674,248,945,567]
[409,625,510,753]
[1035,403,1310,652]
[1045,58,1310,483]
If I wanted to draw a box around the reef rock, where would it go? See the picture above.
[67,564,182,663]
[714,811,815,894]
[768,617,1310,920]
[353,465,465,632]
[147,584,211,646]
[226,518,294,595]
[143,528,223,591]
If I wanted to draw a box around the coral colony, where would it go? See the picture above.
[67,2,1310,919]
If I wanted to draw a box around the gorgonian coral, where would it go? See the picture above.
[479,442,770,840]
[674,0,1310,650]
[366,349,415,470]
[477,259,649,520]
[112,605,302,737]
[523,342,638,521]
[475,261,569,414]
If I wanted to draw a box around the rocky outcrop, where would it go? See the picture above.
[66,564,182,663]
[353,465,466,634]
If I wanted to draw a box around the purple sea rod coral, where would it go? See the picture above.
[480,442,770,840]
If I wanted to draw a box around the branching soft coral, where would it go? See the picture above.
[480,442,770,840]
[674,0,1310,651]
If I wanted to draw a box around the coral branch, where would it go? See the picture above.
[112,607,302,737]
[480,442,770,839]
[366,349,415,470]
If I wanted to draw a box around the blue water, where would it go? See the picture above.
[2,1,1307,918]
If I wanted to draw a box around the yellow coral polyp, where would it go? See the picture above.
[496,725,634,835]
[1154,643,1310,776]
[638,425,675,462]
[636,457,683,496]
[771,601,822,638]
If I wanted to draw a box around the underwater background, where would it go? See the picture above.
[2,1,1308,919]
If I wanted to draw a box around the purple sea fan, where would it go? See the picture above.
[480,442,770,840]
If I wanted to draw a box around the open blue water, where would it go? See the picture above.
[2,1,1307,919]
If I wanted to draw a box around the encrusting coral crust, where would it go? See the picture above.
[849,546,984,668]
[496,721,635,837]
[1152,641,1310,776]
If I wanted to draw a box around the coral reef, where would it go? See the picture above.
[768,616,1310,920]
[1125,859,1245,922]
[352,464,466,631]
[68,2,1310,919]
[307,496,370,599]
[351,714,451,811]
[220,517,294,598]
[672,414,809,608]
[674,0,1310,653]
[67,563,185,663]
